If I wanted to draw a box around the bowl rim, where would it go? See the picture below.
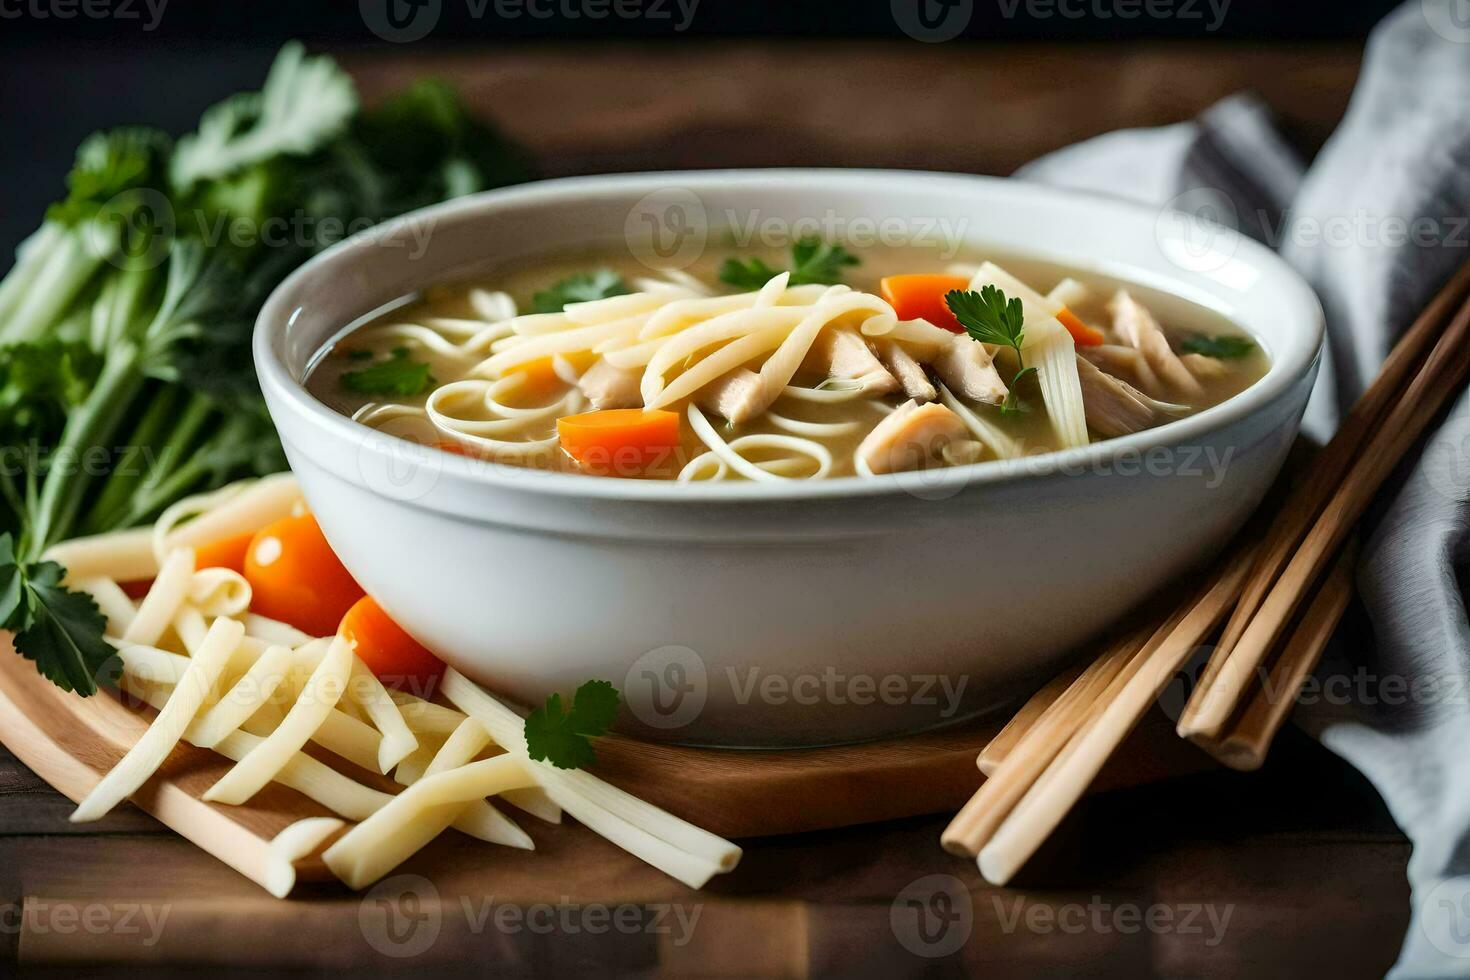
[254,167,1324,504]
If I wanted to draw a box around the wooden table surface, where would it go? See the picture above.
[2,39,1405,978]
[0,725,1407,978]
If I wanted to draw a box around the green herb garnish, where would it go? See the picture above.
[0,535,118,694]
[524,679,621,770]
[946,285,1035,415]
[0,42,531,696]
[719,237,860,290]
[1180,333,1256,359]
[341,347,436,397]
[531,269,629,314]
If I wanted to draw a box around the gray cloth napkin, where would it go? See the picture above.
[1019,4,1470,976]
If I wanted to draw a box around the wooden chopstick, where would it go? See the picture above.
[978,660,1090,776]
[1205,542,1356,771]
[1177,261,1470,736]
[941,627,1145,856]
[970,547,1255,884]
[1179,282,1470,740]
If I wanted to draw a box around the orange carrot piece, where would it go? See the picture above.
[193,530,256,575]
[557,408,682,477]
[1057,307,1106,347]
[341,596,444,688]
[504,356,565,403]
[880,274,973,333]
[244,512,365,637]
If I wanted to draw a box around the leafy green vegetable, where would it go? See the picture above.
[0,535,117,694]
[946,285,1035,415]
[719,237,860,290]
[0,42,531,694]
[531,269,630,314]
[1180,333,1256,359]
[170,42,358,192]
[341,348,437,397]
[523,679,621,770]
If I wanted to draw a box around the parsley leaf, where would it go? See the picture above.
[788,237,860,285]
[719,237,860,290]
[1180,333,1255,359]
[341,347,436,397]
[947,286,1036,415]
[0,534,118,695]
[523,679,621,770]
[718,256,785,291]
[531,269,630,314]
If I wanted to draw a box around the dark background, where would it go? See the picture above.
[0,0,1400,254]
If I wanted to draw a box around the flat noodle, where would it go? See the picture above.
[204,635,354,805]
[322,755,537,889]
[189,644,295,749]
[440,669,741,872]
[159,473,302,556]
[44,528,158,584]
[73,618,245,822]
[187,568,252,617]
[346,658,419,773]
[121,549,195,646]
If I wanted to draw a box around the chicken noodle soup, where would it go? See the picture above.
[307,245,1268,481]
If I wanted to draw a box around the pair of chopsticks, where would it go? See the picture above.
[943,259,1470,885]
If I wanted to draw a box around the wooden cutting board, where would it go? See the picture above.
[0,633,1210,895]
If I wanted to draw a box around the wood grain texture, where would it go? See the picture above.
[340,41,1360,178]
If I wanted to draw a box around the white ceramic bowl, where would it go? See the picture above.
[254,170,1322,747]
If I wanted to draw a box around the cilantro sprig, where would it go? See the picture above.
[531,269,630,314]
[946,285,1036,415]
[1180,333,1255,359]
[523,679,621,770]
[0,535,118,694]
[719,237,860,290]
[340,346,437,397]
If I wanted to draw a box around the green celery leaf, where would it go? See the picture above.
[719,257,784,291]
[7,555,117,695]
[340,348,436,397]
[946,286,1026,352]
[1180,333,1256,359]
[787,237,860,286]
[171,41,358,193]
[531,270,630,314]
[523,680,622,770]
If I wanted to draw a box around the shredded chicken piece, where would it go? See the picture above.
[856,400,968,475]
[931,334,1007,406]
[1076,356,1188,438]
[876,340,936,402]
[1080,344,1165,399]
[1108,290,1205,401]
[577,360,643,410]
[1180,352,1231,379]
[698,368,774,424]
[806,327,898,394]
